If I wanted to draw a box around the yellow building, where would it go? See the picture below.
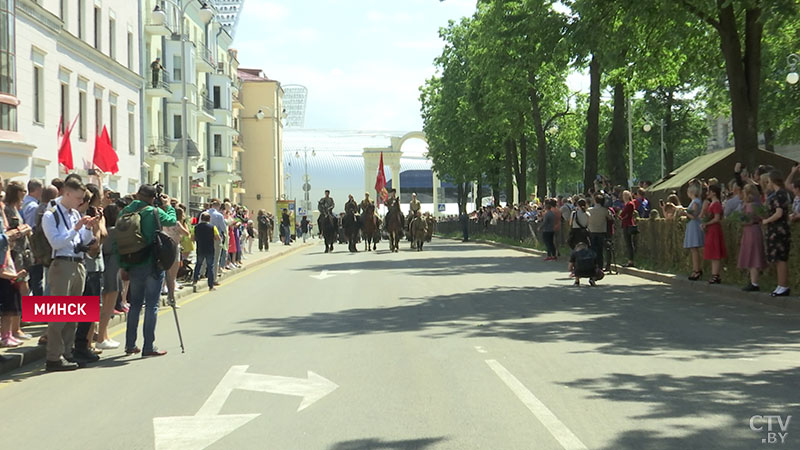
[238,68,284,215]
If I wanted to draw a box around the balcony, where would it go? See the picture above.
[145,4,174,36]
[233,157,243,175]
[209,155,233,173]
[146,69,172,97]
[196,45,215,72]
[232,91,243,109]
[232,136,244,152]
[198,97,215,122]
[145,137,175,163]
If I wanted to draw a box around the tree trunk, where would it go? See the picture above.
[475,175,482,211]
[664,89,675,173]
[528,84,549,200]
[583,54,601,192]
[517,133,528,204]
[605,83,628,187]
[457,182,465,215]
[764,128,775,152]
[504,139,515,206]
[717,3,762,168]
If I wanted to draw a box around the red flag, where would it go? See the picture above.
[375,152,388,206]
[93,125,119,174]
[57,115,78,170]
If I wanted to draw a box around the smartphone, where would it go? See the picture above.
[109,191,121,201]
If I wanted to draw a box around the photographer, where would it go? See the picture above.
[41,178,98,371]
[115,185,176,357]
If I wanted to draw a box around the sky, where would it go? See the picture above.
[233,0,589,133]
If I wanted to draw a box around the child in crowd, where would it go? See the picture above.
[738,184,767,291]
[701,183,726,284]
[685,181,705,280]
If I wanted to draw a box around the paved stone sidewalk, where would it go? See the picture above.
[0,239,317,377]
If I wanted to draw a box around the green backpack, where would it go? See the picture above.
[116,205,150,264]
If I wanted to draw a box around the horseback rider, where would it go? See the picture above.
[318,190,335,217]
[345,194,358,216]
[385,189,399,210]
[409,193,421,215]
[359,192,374,214]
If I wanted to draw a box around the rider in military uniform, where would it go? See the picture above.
[345,194,358,215]
[385,189,399,210]
[359,192,374,214]
[318,190,335,215]
[409,193,421,215]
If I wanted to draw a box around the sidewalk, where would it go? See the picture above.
[441,236,800,313]
[0,239,317,377]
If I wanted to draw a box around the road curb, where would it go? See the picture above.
[439,235,800,313]
[0,241,316,377]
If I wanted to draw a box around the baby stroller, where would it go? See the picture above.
[177,257,195,283]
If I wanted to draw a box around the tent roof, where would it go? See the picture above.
[648,148,734,193]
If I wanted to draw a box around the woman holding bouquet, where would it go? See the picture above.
[701,183,726,284]
[738,184,767,291]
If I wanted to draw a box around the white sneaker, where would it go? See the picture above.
[96,339,120,350]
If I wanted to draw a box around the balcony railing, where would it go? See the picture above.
[146,136,170,156]
[197,45,215,68]
[148,69,172,92]
[234,158,243,174]
[202,97,214,115]
[232,135,244,148]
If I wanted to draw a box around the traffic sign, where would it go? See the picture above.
[303,183,311,192]
[438,203,446,212]
[192,186,212,197]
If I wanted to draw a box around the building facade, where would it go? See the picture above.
[239,68,284,216]
[1,0,142,192]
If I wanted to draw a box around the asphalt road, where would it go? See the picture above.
[1,239,799,450]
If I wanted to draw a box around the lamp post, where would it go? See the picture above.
[152,1,215,207]
[295,147,315,214]
[787,53,800,85]
[643,115,666,179]
[255,106,288,215]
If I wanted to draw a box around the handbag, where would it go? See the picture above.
[152,207,178,272]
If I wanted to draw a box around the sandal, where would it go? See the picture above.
[708,275,721,285]
[688,270,703,281]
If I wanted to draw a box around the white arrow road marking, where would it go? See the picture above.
[197,365,339,416]
[153,414,259,450]
[154,366,339,449]
[310,269,362,280]
[486,360,588,450]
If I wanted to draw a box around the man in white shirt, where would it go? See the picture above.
[41,179,98,371]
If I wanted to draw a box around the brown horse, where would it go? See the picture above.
[362,203,379,251]
[385,201,404,253]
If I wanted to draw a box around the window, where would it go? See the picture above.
[172,55,181,81]
[109,104,116,147]
[94,7,101,50]
[60,84,69,134]
[173,115,182,139]
[78,91,87,140]
[213,86,221,109]
[95,97,102,135]
[0,0,17,131]
[59,0,67,25]
[213,134,222,156]
[127,32,133,70]
[33,66,43,123]
[128,112,135,155]
[78,0,84,39]
[108,18,116,59]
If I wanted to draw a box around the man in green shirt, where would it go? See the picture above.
[114,185,176,357]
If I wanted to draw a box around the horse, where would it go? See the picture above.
[424,214,435,242]
[361,203,379,251]
[342,209,361,253]
[410,215,427,251]
[385,201,405,253]
[319,210,339,253]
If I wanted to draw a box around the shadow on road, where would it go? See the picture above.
[327,436,448,450]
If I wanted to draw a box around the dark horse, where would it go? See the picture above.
[361,203,380,251]
[342,210,361,253]
[319,210,339,253]
[385,201,405,253]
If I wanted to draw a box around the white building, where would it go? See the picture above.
[1,0,142,193]
[211,0,244,39]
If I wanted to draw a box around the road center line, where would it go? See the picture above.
[485,359,588,450]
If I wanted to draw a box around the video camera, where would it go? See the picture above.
[154,182,165,207]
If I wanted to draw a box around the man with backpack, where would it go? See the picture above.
[114,185,176,357]
[257,209,270,251]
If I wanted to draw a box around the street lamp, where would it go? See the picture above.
[787,53,800,85]
[153,0,215,208]
[295,147,315,215]
[643,114,666,179]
